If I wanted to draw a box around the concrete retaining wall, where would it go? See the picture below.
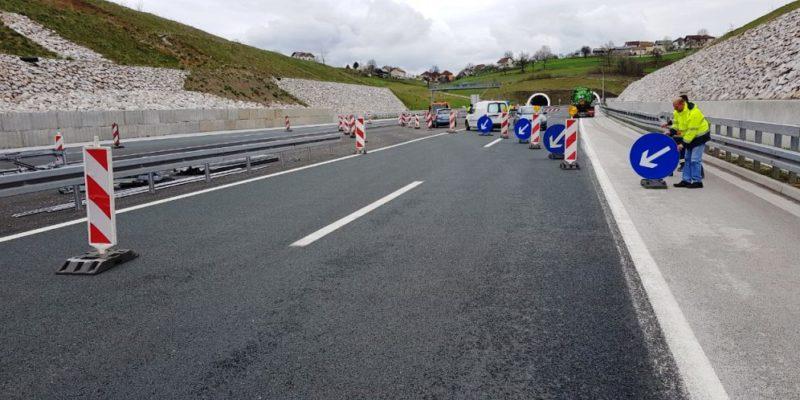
[0,107,334,149]
[606,99,800,126]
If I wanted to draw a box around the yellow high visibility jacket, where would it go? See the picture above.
[672,104,710,144]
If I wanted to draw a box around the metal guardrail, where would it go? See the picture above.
[601,105,800,180]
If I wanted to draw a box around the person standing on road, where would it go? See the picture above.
[670,97,710,188]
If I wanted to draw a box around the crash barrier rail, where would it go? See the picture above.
[601,105,800,181]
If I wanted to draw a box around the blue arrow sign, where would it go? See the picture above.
[514,118,531,140]
[629,132,680,179]
[477,115,493,135]
[543,124,566,154]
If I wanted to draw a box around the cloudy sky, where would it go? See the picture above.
[113,0,794,74]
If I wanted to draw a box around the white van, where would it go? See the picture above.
[465,100,509,131]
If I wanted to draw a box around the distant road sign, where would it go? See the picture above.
[478,115,493,134]
[629,133,680,179]
[543,124,566,154]
[514,118,531,140]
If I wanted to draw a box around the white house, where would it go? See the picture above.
[390,68,407,79]
[496,57,514,69]
[291,52,316,62]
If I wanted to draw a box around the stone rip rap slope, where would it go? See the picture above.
[275,78,408,115]
[618,8,800,101]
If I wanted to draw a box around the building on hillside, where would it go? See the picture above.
[673,35,716,49]
[655,40,674,51]
[373,68,389,78]
[291,52,316,62]
[389,67,407,79]
[439,70,454,83]
[496,57,514,69]
[420,71,440,82]
[592,48,608,56]
[624,41,654,48]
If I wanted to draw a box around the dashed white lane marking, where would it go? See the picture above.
[483,138,503,148]
[290,181,424,247]
[0,133,447,245]
[579,118,729,400]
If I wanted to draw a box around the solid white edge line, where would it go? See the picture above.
[579,118,729,400]
[290,181,424,247]
[0,132,447,244]
[483,138,503,148]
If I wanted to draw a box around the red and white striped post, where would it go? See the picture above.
[111,123,123,148]
[447,111,456,133]
[414,114,420,129]
[349,114,356,138]
[529,113,542,149]
[54,130,66,165]
[284,115,292,132]
[426,112,433,129]
[500,112,509,139]
[365,112,371,125]
[57,138,137,275]
[355,116,366,154]
[399,112,405,127]
[561,119,579,169]
[338,115,345,132]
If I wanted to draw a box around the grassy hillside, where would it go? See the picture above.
[716,0,800,42]
[0,19,56,58]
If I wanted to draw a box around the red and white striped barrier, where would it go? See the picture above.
[447,111,456,133]
[112,123,122,148]
[500,112,509,139]
[338,115,345,132]
[57,139,137,275]
[284,115,292,132]
[426,112,433,129]
[414,114,420,129]
[355,116,366,154]
[399,112,406,127]
[561,119,579,169]
[365,112,372,125]
[349,114,356,138]
[54,130,66,165]
[529,113,542,149]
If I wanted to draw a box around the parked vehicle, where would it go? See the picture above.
[430,102,450,115]
[465,100,509,131]
[517,106,548,130]
[434,108,452,128]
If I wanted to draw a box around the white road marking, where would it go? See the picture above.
[0,133,446,244]
[579,119,729,400]
[483,138,503,148]
[290,181,424,247]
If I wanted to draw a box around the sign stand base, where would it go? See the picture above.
[529,143,541,150]
[518,139,529,144]
[560,161,580,170]
[640,178,668,189]
[57,248,138,275]
[548,153,564,160]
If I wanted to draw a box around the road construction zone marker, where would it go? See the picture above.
[339,115,346,132]
[284,115,292,132]
[447,111,456,133]
[399,112,406,127]
[414,114,420,129]
[529,114,542,149]
[560,119,579,170]
[54,130,66,165]
[57,138,137,275]
[349,115,356,138]
[355,116,366,154]
[111,123,124,148]
[365,112,371,124]
[426,112,433,129]
[501,112,510,139]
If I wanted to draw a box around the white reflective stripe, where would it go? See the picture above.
[87,199,116,245]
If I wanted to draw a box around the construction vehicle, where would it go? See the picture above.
[571,87,595,118]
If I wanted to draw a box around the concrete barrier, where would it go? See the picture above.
[606,99,800,126]
[0,107,335,149]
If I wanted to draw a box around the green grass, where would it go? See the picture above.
[716,0,800,42]
[0,19,57,58]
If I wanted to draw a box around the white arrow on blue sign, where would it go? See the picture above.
[477,115,493,134]
[514,118,531,140]
[543,124,566,154]
[629,132,680,179]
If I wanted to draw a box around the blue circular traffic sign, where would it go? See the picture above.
[477,115,493,134]
[629,133,680,179]
[543,124,566,154]
[514,118,531,140]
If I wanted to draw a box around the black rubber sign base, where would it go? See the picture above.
[640,179,668,189]
[57,249,138,275]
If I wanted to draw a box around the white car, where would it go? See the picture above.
[465,100,509,131]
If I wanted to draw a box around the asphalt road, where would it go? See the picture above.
[0,116,683,399]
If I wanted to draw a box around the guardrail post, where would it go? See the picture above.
[73,184,81,211]
[245,156,251,172]
[755,130,763,144]
[148,172,156,194]
[726,126,733,138]
[738,127,746,140]
[204,163,211,183]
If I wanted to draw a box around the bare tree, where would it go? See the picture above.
[430,65,440,74]
[515,52,530,73]
[318,47,327,65]
[535,46,553,69]
[503,50,514,59]
[135,0,144,11]
[581,46,591,58]
[662,36,675,52]
[353,61,360,70]
[367,59,377,72]
[697,28,710,36]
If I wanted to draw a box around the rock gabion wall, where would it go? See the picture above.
[618,8,800,102]
[0,11,107,61]
[276,78,407,115]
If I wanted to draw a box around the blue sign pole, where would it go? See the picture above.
[543,124,566,159]
[629,132,680,189]
[477,115,493,136]
[514,118,531,143]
